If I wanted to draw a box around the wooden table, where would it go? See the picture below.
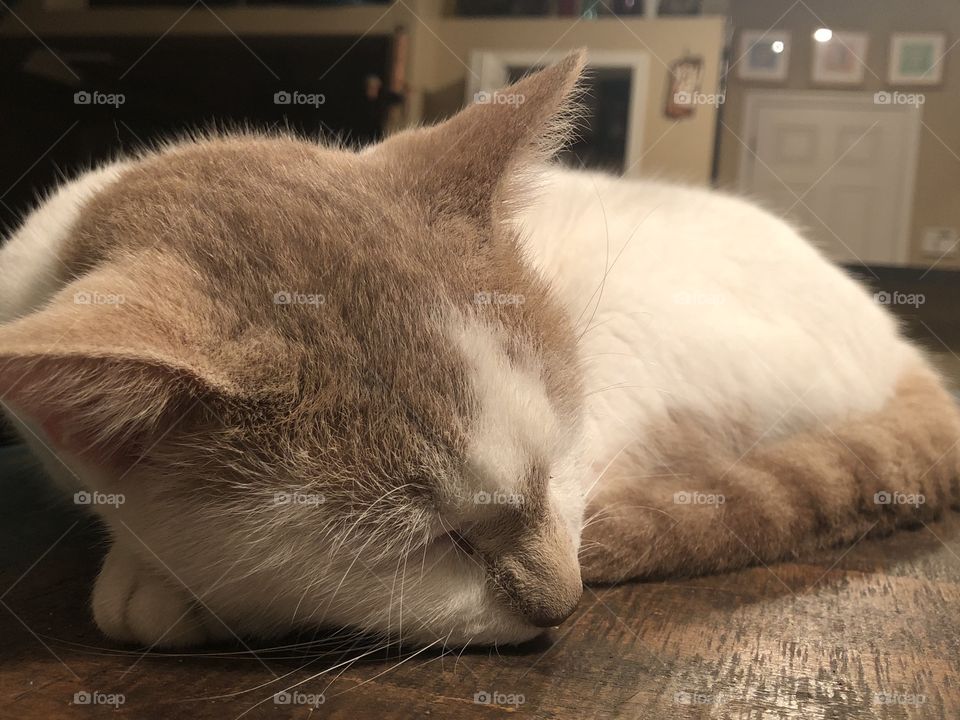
[2,444,959,719]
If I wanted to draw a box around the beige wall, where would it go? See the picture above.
[414,16,726,184]
[718,0,960,268]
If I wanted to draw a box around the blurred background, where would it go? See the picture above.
[1,0,958,446]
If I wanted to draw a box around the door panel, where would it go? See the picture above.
[741,93,921,266]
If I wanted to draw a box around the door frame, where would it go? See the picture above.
[467,49,650,177]
[739,90,922,266]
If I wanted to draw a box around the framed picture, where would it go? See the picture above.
[889,33,947,85]
[737,30,791,81]
[811,31,869,85]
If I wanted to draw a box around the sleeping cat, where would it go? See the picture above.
[1,51,958,649]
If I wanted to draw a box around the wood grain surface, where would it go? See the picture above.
[2,444,959,720]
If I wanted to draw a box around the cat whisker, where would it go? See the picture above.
[583,438,637,499]
[195,640,389,708]
[573,203,664,342]
[572,176,612,340]
[323,636,443,702]
[583,382,679,400]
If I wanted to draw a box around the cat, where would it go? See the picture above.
[0,51,958,649]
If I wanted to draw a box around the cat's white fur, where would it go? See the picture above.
[0,163,128,323]
[520,168,920,471]
[0,163,130,497]
[0,161,920,647]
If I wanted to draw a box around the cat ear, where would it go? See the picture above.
[0,267,238,470]
[376,49,587,224]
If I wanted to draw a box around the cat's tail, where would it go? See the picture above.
[579,364,960,584]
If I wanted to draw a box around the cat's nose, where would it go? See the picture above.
[523,586,583,627]
[495,553,583,628]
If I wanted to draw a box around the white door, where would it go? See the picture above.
[739,91,921,266]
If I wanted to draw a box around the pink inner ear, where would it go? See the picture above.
[1,354,188,476]
[2,380,66,450]
[1,361,90,459]
[39,415,66,447]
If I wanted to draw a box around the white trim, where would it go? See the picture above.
[738,90,922,266]
[467,49,650,176]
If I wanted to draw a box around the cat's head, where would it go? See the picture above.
[0,52,589,647]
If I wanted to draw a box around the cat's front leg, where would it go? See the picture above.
[92,541,226,648]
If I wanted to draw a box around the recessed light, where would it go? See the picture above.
[814,28,833,43]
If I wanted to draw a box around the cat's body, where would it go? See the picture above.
[1,53,957,648]
[522,167,918,456]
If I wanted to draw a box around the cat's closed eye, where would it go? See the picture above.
[446,529,475,556]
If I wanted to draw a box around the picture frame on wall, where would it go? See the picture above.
[889,33,947,85]
[737,30,791,81]
[811,31,869,85]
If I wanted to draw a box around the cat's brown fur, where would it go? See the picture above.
[581,366,960,583]
[0,52,590,638]
[1,50,958,648]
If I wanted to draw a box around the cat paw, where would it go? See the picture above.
[92,543,222,648]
